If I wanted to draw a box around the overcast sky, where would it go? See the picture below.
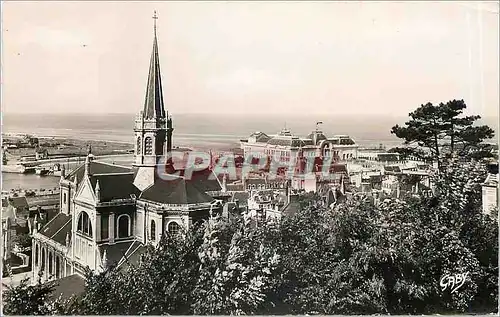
[1,1,498,117]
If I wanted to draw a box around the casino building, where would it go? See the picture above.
[240,125,359,163]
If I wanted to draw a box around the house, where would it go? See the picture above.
[35,147,49,160]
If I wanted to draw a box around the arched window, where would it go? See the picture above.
[137,137,142,155]
[41,248,46,272]
[117,214,131,238]
[167,222,181,236]
[144,137,153,155]
[150,220,156,241]
[77,211,93,237]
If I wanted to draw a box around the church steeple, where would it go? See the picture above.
[133,11,174,191]
[143,11,166,120]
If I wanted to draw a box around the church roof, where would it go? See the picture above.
[65,160,131,186]
[39,213,72,246]
[140,175,215,205]
[143,12,166,120]
[89,173,139,202]
[116,241,146,270]
[98,241,136,268]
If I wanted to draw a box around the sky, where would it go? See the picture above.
[1,1,499,118]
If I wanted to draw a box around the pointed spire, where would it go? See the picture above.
[65,233,70,246]
[33,214,38,234]
[221,173,227,193]
[95,179,101,202]
[143,10,166,120]
[101,250,109,271]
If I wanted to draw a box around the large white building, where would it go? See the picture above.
[240,127,359,163]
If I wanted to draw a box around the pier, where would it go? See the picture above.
[2,154,133,173]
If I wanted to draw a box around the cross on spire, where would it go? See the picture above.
[153,10,158,34]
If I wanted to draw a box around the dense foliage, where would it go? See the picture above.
[3,163,497,315]
[2,276,54,315]
[390,99,495,168]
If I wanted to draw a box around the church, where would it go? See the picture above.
[31,13,225,283]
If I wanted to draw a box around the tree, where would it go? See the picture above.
[391,100,494,168]
[2,276,54,315]
[13,233,33,250]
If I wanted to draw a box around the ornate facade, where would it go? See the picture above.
[240,126,359,163]
[31,13,223,283]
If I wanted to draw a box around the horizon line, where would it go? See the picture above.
[4,111,498,119]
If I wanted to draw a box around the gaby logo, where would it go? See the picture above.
[440,272,469,294]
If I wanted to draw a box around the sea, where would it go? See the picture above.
[2,113,498,192]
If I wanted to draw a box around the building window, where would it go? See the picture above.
[63,193,67,203]
[117,214,131,238]
[150,220,156,241]
[48,252,53,275]
[101,214,109,240]
[35,244,39,264]
[77,211,93,237]
[167,221,180,236]
[56,257,61,279]
[137,137,142,155]
[145,137,153,155]
[41,248,46,272]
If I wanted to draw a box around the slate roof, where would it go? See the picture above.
[267,137,307,148]
[98,241,135,267]
[39,213,72,246]
[116,241,146,270]
[249,132,271,143]
[306,132,328,144]
[377,153,399,161]
[26,195,59,208]
[143,24,166,119]
[89,173,139,202]
[49,274,85,302]
[140,175,215,205]
[65,160,132,185]
[384,165,402,174]
[9,197,29,209]
[231,192,249,206]
[226,183,244,191]
[331,164,348,174]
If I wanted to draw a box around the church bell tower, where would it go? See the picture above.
[133,11,174,191]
